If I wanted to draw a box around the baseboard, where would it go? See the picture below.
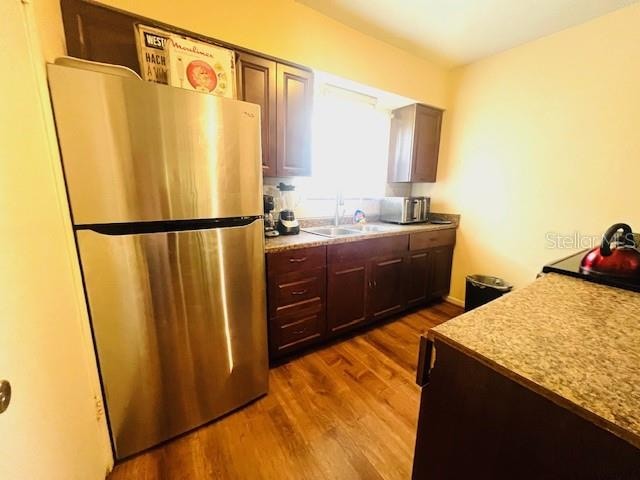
[445,296,464,308]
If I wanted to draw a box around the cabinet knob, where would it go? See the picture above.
[0,380,11,414]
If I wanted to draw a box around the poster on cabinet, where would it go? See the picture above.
[135,24,171,84]
[166,36,236,98]
[135,25,236,99]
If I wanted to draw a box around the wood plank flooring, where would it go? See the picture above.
[108,301,463,480]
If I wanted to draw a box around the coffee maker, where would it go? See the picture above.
[263,194,279,237]
[276,182,300,235]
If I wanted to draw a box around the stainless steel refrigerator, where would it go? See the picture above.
[47,63,268,459]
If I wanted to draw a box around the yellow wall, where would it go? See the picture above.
[93,0,451,108]
[1,1,111,477]
[416,3,640,303]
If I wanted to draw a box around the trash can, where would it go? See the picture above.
[464,275,513,312]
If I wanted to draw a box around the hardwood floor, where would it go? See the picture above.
[108,301,463,480]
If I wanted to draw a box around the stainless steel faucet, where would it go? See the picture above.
[334,190,344,226]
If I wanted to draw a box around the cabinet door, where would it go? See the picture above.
[237,53,277,176]
[327,260,368,335]
[411,105,443,182]
[368,254,407,320]
[276,63,313,177]
[428,246,454,299]
[406,250,430,307]
[61,0,141,73]
[387,104,415,182]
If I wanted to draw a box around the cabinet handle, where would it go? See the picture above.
[291,289,308,296]
[368,280,372,288]
[292,327,308,336]
[416,338,434,387]
[373,280,377,287]
[288,257,308,263]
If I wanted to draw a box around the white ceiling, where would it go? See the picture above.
[296,0,638,66]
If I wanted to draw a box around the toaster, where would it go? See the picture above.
[380,197,430,224]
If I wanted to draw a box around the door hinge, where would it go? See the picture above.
[94,394,105,421]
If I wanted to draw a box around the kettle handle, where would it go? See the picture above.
[601,223,633,256]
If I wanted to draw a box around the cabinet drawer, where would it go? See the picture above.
[271,267,324,315]
[267,246,326,275]
[410,229,455,251]
[271,299,324,355]
[279,311,323,349]
[328,235,408,264]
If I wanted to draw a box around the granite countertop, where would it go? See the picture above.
[264,220,458,253]
[431,273,640,449]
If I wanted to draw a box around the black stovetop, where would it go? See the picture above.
[542,250,640,293]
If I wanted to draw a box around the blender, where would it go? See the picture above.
[276,182,300,235]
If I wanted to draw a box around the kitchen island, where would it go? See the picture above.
[413,273,640,479]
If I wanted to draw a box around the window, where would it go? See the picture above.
[298,82,392,199]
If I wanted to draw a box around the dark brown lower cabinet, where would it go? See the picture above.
[407,245,454,307]
[267,247,327,359]
[267,228,456,359]
[428,245,454,299]
[368,254,407,320]
[326,235,409,339]
[413,340,640,479]
[407,251,429,307]
[327,260,368,335]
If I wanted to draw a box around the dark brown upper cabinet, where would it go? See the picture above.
[236,53,277,176]
[61,0,142,73]
[276,64,313,177]
[237,57,313,178]
[388,103,443,183]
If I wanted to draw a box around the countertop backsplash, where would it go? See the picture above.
[263,177,416,221]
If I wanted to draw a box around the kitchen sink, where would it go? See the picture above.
[345,224,394,233]
[303,224,396,238]
[303,227,363,238]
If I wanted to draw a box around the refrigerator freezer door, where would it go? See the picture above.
[48,64,262,225]
[77,220,268,459]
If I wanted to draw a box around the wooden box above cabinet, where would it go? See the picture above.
[237,55,313,177]
[387,103,443,183]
